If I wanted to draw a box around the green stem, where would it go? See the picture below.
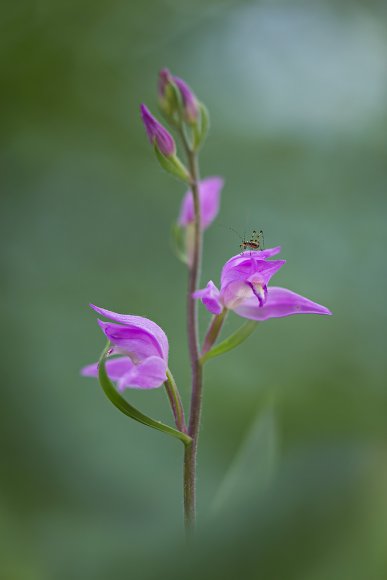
[179,127,203,534]
[183,440,195,534]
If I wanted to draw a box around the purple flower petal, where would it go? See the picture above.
[89,304,168,361]
[250,246,282,259]
[178,177,224,230]
[233,286,332,321]
[97,320,164,361]
[221,253,286,289]
[116,356,167,391]
[81,355,167,390]
[192,281,223,315]
[81,356,133,380]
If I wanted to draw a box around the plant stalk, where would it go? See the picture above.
[180,130,203,534]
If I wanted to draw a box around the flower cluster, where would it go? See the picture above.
[83,69,331,391]
[82,67,332,531]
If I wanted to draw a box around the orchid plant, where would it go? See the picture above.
[82,69,331,535]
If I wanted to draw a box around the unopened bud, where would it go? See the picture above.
[158,68,176,118]
[173,75,199,125]
[140,104,176,157]
[158,69,199,125]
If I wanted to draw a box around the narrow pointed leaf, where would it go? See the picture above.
[212,408,279,515]
[200,320,258,364]
[98,344,191,445]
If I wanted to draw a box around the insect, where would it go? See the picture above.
[240,229,264,252]
[227,226,265,253]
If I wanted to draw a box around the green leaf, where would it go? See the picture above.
[153,144,190,183]
[170,223,188,264]
[98,344,192,446]
[200,320,258,364]
[212,407,279,515]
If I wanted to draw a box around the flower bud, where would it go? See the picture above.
[140,104,176,157]
[173,75,199,125]
[140,105,190,183]
[158,68,176,118]
[158,69,199,125]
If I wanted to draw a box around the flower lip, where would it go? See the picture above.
[221,280,253,310]
[233,287,332,321]
[246,280,267,307]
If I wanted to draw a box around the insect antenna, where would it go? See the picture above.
[228,226,244,242]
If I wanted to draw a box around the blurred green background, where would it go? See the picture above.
[1,0,387,578]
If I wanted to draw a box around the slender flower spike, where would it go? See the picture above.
[140,104,176,157]
[81,304,169,390]
[193,248,332,320]
[158,68,199,125]
[179,176,224,231]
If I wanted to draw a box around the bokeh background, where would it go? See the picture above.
[1,1,387,578]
